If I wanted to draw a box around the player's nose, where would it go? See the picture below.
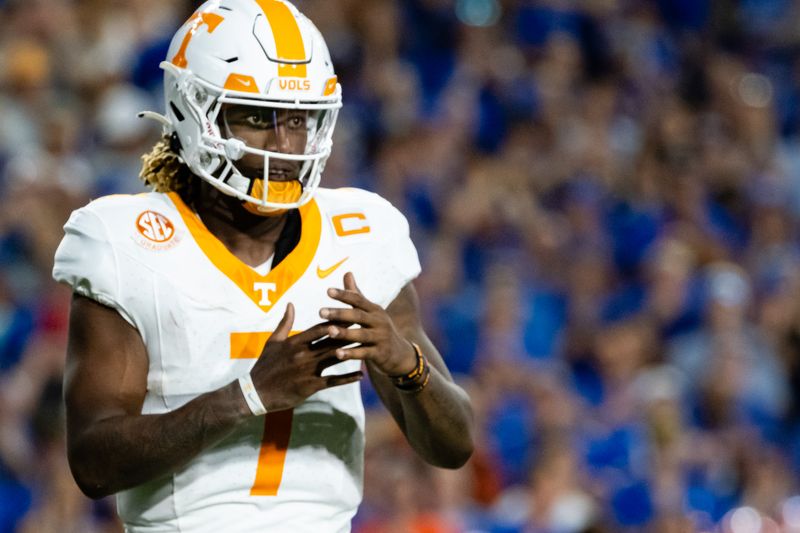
[265,126,293,154]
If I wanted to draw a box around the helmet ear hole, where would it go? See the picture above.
[169,102,185,122]
[169,132,183,153]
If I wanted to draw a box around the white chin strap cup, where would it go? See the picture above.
[224,138,246,161]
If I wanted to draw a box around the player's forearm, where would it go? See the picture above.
[397,367,474,468]
[369,363,474,468]
[68,381,249,499]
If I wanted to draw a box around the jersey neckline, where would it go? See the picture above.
[167,192,322,313]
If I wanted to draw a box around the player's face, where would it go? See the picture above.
[221,105,310,182]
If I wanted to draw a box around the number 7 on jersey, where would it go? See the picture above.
[230,331,294,496]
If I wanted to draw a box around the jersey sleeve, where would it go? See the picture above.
[52,207,136,326]
[373,202,421,307]
[385,205,421,285]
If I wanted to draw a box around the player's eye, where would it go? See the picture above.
[244,110,274,129]
[286,113,306,130]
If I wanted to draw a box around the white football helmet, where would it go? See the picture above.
[144,0,341,212]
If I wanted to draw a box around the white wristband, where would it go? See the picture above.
[238,374,267,416]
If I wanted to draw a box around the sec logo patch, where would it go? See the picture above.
[137,211,173,242]
[134,211,181,250]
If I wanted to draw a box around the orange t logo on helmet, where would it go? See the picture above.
[172,11,225,68]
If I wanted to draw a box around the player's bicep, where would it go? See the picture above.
[64,294,148,434]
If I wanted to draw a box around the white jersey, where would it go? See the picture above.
[52,188,420,533]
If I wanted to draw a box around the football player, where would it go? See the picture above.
[53,1,474,531]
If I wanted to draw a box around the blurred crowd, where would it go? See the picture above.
[2,0,800,531]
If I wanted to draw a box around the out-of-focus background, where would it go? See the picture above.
[2,0,800,531]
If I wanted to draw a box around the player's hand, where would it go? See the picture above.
[319,272,417,376]
[249,303,363,412]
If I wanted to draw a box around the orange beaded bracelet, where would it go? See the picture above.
[391,341,431,393]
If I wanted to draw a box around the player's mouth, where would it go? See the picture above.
[241,162,300,182]
[268,165,299,182]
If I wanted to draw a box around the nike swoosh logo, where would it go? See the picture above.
[236,77,252,86]
[317,257,348,279]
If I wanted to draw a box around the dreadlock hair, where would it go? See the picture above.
[139,135,193,195]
